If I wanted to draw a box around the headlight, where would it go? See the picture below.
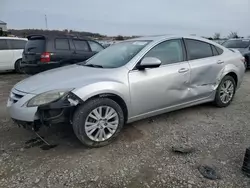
[27,89,73,107]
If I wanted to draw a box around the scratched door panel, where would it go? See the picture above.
[184,38,224,100]
[129,62,190,117]
[188,56,223,100]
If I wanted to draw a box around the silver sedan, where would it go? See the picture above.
[7,35,245,147]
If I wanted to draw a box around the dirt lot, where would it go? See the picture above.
[1,72,250,188]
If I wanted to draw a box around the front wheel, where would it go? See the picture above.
[214,75,236,107]
[72,98,124,147]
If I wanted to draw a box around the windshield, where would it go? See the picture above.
[222,39,250,48]
[83,40,151,68]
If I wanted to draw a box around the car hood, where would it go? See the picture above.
[14,65,127,94]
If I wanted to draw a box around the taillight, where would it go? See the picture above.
[41,52,51,63]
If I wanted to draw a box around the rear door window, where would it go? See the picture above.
[73,40,89,51]
[9,39,27,50]
[211,45,219,56]
[185,39,213,60]
[215,46,224,55]
[0,39,9,50]
[25,38,45,53]
[88,41,104,52]
[55,39,70,50]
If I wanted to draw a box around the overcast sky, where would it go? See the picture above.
[0,0,250,37]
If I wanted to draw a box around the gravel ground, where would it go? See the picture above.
[1,72,250,188]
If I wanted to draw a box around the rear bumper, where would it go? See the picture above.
[21,61,60,75]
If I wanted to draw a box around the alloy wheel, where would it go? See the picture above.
[219,80,234,104]
[84,106,119,142]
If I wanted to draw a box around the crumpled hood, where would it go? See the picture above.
[14,65,124,94]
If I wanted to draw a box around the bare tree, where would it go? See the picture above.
[228,32,239,39]
[213,33,221,40]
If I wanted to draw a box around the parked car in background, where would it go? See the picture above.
[102,43,111,48]
[0,37,27,72]
[8,35,245,147]
[222,38,250,68]
[21,35,104,74]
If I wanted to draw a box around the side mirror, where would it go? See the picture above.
[137,57,161,70]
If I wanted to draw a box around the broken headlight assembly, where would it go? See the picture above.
[27,89,74,107]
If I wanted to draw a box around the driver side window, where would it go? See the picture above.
[144,39,184,65]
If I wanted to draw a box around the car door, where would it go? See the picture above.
[72,39,95,62]
[53,38,74,64]
[129,39,191,117]
[0,39,14,71]
[184,38,225,100]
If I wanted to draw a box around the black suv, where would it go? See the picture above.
[21,35,104,74]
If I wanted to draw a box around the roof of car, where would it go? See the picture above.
[127,35,218,44]
[27,34,91,40]
[0,37,27,40]
[128,35,180,41]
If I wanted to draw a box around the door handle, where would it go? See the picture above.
[217,60,224,64]
[178,68,189,73]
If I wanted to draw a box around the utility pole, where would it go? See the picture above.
[45,14,48,30]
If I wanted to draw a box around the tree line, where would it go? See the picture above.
[0,29,249,40]
[6,29,105,38]
[211,32,250,40]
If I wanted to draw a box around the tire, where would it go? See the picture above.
[72,98,124,147]
[14,59,23,73]
[214,75,236,107]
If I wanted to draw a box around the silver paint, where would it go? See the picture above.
[7,35,245,124]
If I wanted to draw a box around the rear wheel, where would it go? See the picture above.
[14,59,23,73]
[214,75,236,107]
[72,98,124,147]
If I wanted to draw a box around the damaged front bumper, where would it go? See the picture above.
[38,92,81,125]
[7,91,81,131]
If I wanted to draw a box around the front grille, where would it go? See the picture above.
[10,90,25,103]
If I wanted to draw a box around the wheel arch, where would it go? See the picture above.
[225,72,238,87]
[72,81,130,122]
[217,62,243,89]
[15,58,22,62]
[83,93,129,123]
[14,58,22,72]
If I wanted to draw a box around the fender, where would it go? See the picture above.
[72,80,131,114]
[215,63,242,90]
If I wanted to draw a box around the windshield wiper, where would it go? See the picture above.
[84,64,103,68]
